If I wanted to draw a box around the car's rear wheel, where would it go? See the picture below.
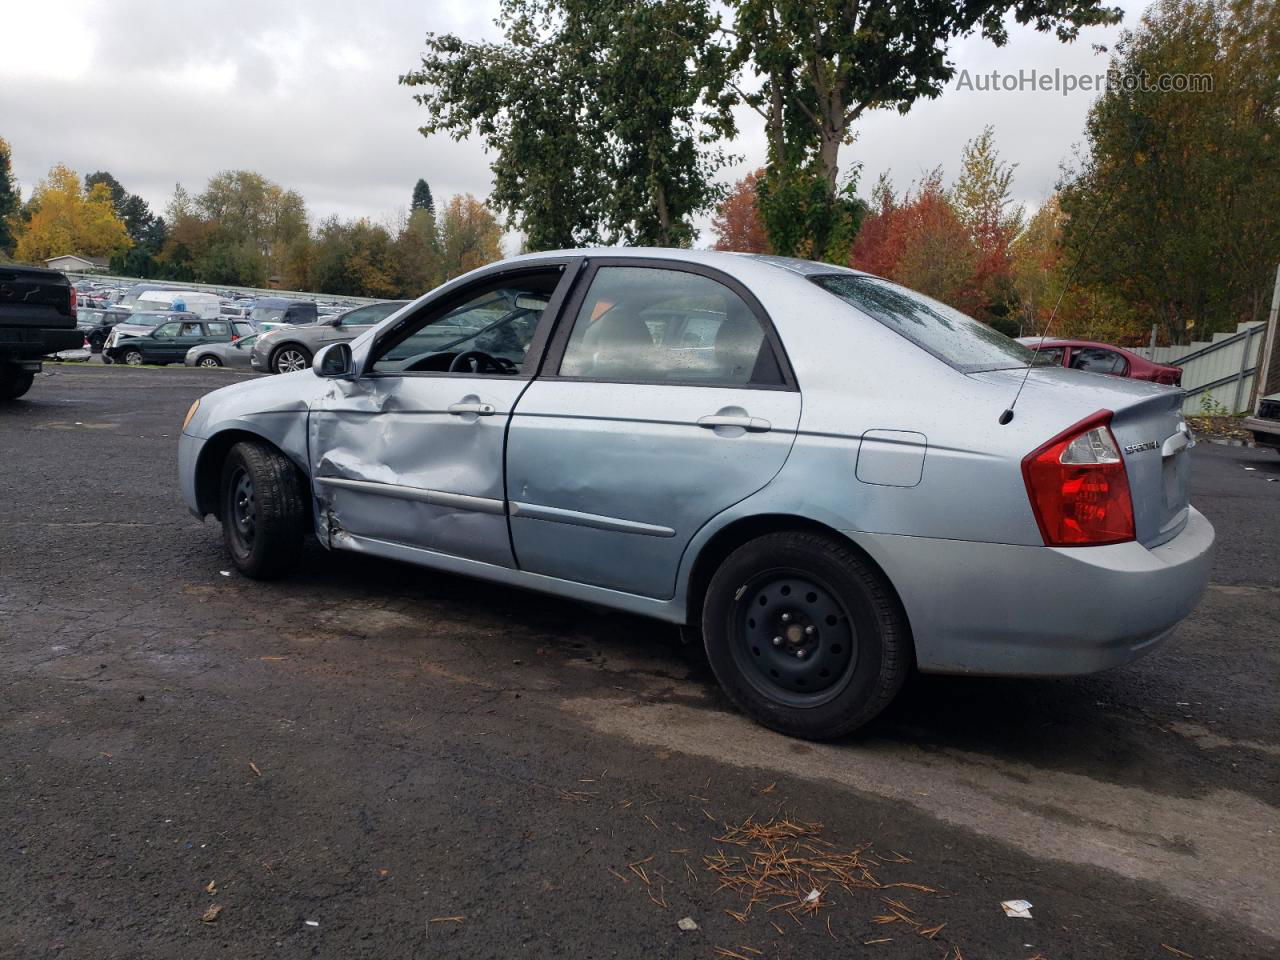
[197,355,222,368]
[701,531,909,740]
[271,345,311,374]
[123,349,144,366]
[220,441,307,579]
[0,364,35,400]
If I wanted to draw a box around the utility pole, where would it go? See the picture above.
[1253,262,1280,415]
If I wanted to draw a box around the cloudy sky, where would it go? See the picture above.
[1,0,1141,246]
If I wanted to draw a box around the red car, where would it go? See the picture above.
[1016,337,1182,386]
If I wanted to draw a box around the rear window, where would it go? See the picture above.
[812,274,1034,373]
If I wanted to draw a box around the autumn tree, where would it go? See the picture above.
[437,195,502,282]
[951,126,1024,329]
[0,137,19,255]
[728,0,1122,263]
[711,168,771,253]
[310,218,399,298]
[197,170,309,285]
[402,0,732,248]
[1058,0,1280,343]
[13,164,131,262]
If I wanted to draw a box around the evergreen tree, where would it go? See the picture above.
[411,178,434,213]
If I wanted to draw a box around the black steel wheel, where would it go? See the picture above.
[702,531,910,740]
[219,441,307,579]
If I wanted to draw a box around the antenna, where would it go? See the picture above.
[999,178,1120,425]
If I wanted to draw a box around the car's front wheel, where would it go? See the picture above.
[197,355,222,368]
[701,531,910,740]
[220,441,307,579]
[123,349,144,366]
[271,345,312,374]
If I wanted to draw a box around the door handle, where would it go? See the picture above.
[448,401,495,416]
[697,414,771,432]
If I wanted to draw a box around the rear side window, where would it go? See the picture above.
[812,274,1034,373]
[206,322,228,336]
[1071,347,1127,375]
[558,266,782,386]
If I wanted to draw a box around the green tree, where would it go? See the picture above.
[411,178,434,213]
[310,217,398,297]
[193,171,310,285]
[0,137,19,255]
[84,171,127,212]
[951,126,1024,329]
[393,206,442,296]
[401,0,733,248]
[1059,0,1280,344]
[728,0,1121,263]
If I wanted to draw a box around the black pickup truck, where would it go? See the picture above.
[0,264,83,400]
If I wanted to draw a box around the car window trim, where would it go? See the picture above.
[536,257,798,391]
[364,258,583,381]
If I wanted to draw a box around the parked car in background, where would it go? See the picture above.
[1243,392,1280,453]
[251,297,318,332]
[179,249,1214,740]
[106,318,254,365]
[101,310,184,361]
[186,332,261,369]
[77,306,133,352]
[1016,337,1183,385]
[251,300,408,373]
[0,264,81,399]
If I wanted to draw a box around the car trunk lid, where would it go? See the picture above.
[972,367,1192,547]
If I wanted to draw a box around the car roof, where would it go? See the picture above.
[499,246,875,280]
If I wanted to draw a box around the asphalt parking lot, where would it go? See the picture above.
[2,365,1277,960]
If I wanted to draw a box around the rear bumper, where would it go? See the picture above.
[1242,417,1280,447]
[848,506,1215,677]
[0,326,82,360]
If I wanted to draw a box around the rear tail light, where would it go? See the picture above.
[69,287,77,311]
[1022,410,1134,546]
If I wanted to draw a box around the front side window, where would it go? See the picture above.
[180,322,202,336]
[369,272,561,375]
[558,267,781,386]
[813,274,1033,373]
[154,322,182,337]
[341,302,400,327]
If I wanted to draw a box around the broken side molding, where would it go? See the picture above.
[314,476,505,515]
[509,501,677,538]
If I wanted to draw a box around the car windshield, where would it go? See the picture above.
[812,274,1035,373]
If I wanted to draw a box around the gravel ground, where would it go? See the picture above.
[1,365,1277,960]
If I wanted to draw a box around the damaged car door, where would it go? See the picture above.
[308,263,575,567]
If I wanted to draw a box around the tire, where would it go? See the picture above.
[101,352,114,365]
[88,335,104,353]
[271,344,312,374]
[0,365,35,400]
[700,531,910,740]
[197,355,222,368]
[123,349,144,366]
[220,441,307,579]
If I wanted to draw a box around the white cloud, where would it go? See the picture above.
[1,0,1138,243]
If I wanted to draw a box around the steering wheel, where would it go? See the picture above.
[449,350,516,374]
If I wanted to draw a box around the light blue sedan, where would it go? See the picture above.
[177,249,1214,738]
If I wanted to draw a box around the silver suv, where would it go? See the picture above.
[251,301,407,374]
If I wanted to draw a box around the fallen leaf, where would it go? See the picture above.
[205,881,217,895]
[201,905,222,923]
[249,762,262,777]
